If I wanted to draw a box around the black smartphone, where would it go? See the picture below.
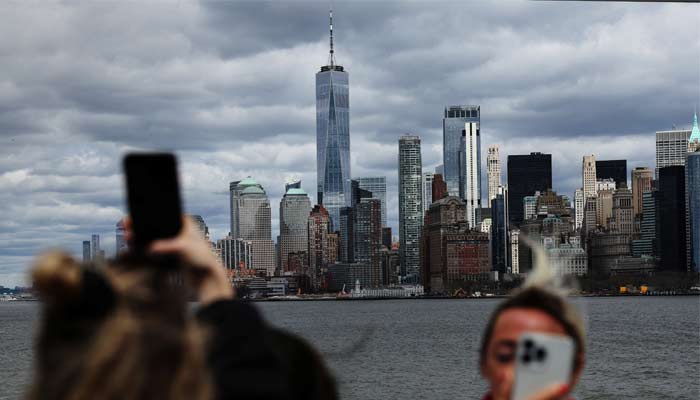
[123,152,183,253]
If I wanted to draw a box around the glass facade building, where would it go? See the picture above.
[356,176,387,227]
[687,151,700,272]
[279,187,311,273]
[507,153,552,226]
[398,135,423,282]
[316,63,350,232]
[442,105,480,199]
[596,160,627,188]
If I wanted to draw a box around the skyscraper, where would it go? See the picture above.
[316,10,350,231]
[398,135,423,282]
[632,191,656,257]
[91,234,100,262]
[687,151,700,272]
[432,174,448,202]
[308,205,332,291]
[116,220,127,254]
[82,240,91,262]
[690,112,700,152]
[442,105,480,199]
[656,166,687,272]
[507,153,552,226]
[279,186,311,273]
[574,188,584,230]
[656,129,691,176]
[487,145,501,203]
[463,118,481,229]
[354,198,383,287]
[422,172,434,214]
[609,186,634,235]
[596,160,627,188]
[237,178,275,276]
[491,186,509,275]
[631,167,653,217]
[356,176,387,227]
[191,215,209,240]
[582,155,597,199]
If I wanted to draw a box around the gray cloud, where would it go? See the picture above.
[0,0,698,286]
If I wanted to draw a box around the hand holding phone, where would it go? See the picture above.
[512,332,574,400]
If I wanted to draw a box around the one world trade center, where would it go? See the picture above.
[316,9,350,231]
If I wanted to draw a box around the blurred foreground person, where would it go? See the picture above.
[29,217,337,400]
[479,286,586,400]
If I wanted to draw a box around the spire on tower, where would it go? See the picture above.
[328,7,336,67]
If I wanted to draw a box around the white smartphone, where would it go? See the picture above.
[512,332,574,400]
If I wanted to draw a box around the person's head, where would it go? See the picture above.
[29,251,213,400]
[479,286,585,400]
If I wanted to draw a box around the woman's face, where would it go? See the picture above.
[481,307,574,400]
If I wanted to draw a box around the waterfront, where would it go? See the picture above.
[1,296,698,400]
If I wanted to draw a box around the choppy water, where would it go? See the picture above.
[1,297,699,400]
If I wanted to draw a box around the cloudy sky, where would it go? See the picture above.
[1,1,698,286]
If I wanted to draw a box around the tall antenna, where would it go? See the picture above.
[328,7,336,67]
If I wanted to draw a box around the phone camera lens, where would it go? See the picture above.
[524,340,534,349]
[536,348,547,361]
[522,354,531,364]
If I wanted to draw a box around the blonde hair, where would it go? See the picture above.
[29,251,213,400]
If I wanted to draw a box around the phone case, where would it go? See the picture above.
[512,332,574,400]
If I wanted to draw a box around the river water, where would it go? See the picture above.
[1,296,698,399]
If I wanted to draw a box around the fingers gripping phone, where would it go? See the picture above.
[512,332,574,400]
[123,153,183,253]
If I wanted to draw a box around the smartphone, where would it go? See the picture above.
[512,332,574,400]
[123,153,183,253]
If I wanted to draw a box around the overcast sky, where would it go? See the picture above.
[0,1,698,287]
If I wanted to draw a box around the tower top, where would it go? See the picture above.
[690,111,700,142]
[321,7,344,72]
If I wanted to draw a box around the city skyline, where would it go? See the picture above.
[0,2,699,286]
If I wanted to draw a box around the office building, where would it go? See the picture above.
[237,178,275,276]
[339,180,372,263]
[421,196,490,294]
[432,174,448,201]
[284,178,302,193]
[491,186,509,275]
[91,234,100,262]
[548,244,587,276]
[382,227,392,249]
[687,151,700,272]
[690,112,700,152]
[82,241,91,263]
[595,190,614,229]
[596,179,616,192]
[609,185,634,235]
[422,172,434,214]
[631,167,653,217]
[279,186,311,272]
[632,191,657,257]
[588,232,632,276]
[398,135,423,282]
[656,129,691,176]
[510,230,520,274]
[116,220,127,254]
[356,176,387,227]
[523,192,540,222]
[308,205,333,291]
[191,215,209,240]
[656,166,687,272]
[217,236,253,271]
[464,117,482,229]
[442,105,480,199]
[316,10,350,231]
[582,155,597,199]
[487,145,501,203]
[574,188,584,230]
[507,153,552,226]
[596,160,627,188]
[354,198,383,287]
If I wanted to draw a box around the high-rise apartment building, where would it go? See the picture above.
[596,160,627,188]
[656,129,691,177]
[82,240,91,262]
[582,155,597,199]
[356,176,387,227]
[316,11,350,231]
[422,172,434,214]
[631,167,653,217]
[279,187,311,273]
[91,234,100,262]
[507,153,552,226]
[487,145,501,203]
[442,105,480,199]
[687,151,700,272]
[398,135,423,282]
[464,118,482,229]
[354,198,383,287]
[574,188,584,230]
[656,166,687,272]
